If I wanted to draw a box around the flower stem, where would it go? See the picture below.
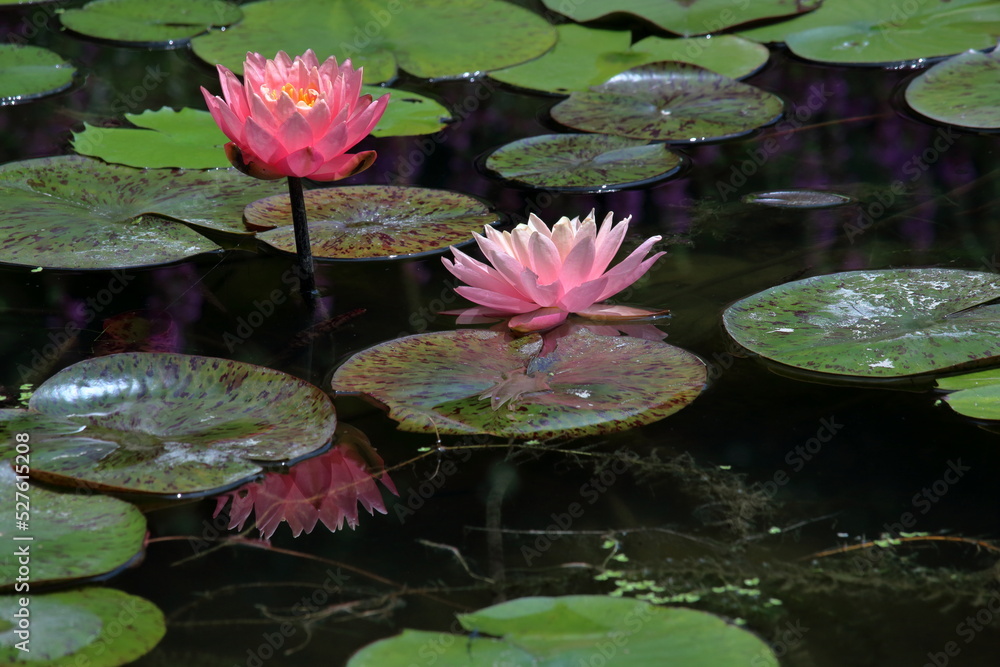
[287,176,318,303]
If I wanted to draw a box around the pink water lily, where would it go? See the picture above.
[201,50,388,181]
[443,211,665,332]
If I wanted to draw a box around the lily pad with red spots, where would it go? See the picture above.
[0,353,337,496]
[723,268,1000,378]
[550,62,784,143]
[248,185,498,259]
[0,155,286,269]
[330,328,706,439]
[0,466,146,587]
[482,133,683,192]
[542,0,818,37]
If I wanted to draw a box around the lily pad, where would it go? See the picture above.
[330,328,706,439]
[0,353,337,496]
[248,185,498,260]
[0,467,146,587]
[550,62,784,143]
[72,107,230,169]
[0,155,286,269]
[363,86,451,137]
[0,588,164,665]
[348,595,777,666]
[905,49,1000,129]
[191,0,557,84]
[723,268,1000,378]
[489,25,769,94]
[741,0,1000,66]
[936,368,1000,420]
[60,0,242,47]
[0,44,75,104]
[483,133,683,192]
[542,0,817,37]
[741,189,854,208]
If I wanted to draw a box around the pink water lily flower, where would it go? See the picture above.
[443,211,665,332]
[201,50,388,181]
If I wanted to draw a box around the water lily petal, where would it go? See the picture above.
[509,307,569,332]
[307,151,376,181]
[455,285,538,313]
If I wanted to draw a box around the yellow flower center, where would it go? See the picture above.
[265,83,320,108]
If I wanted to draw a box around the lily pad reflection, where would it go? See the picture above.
[331,328,706,439]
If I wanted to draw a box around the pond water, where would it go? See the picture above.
[3,2,1000,666]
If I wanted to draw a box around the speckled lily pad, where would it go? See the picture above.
[551,62,784,143]
[0,466,146,587]
[60,0,241,47]
[483,133,683,192]
[249,185,498,260]
[489,25,769,94]
[542,0,817,37]
[0,155,286,269]
[0,589,164,665]
[0,353,337,496]
[905,49,1000,129]
[191,0,556,84]
[0,44,75,104]
[723,268,1000,378]
[330,328,706,439]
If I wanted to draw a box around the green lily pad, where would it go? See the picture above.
[905,49,1000,129]
[0,353,337,496]
[348,595,777,666]
[363,86,451,137]
[331,328,706,439]
[0,588,164,665]
[741,189,854,208]
[0,467,146,587]
[248,185,498,260]
[542,0,817,37]
[60,0,242,47]
[550,62,784,143]
[191,0,557,84]
[0,44,75,104]
[936,368,1000,420]
[489,25,769,94]
[723,268,1000,378]
[741,0,1000,66]
[483,133,683,192]
[0,155,286,269]
[72,107,230,169]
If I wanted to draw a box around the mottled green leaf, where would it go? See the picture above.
[249,185,498,259]
[0,155,286,269]
[483,133,683,192]
[551,62,783,143]
[191,0,556,84]
[741,189,854,208]
[936,368,1000,420]
[489,25,769,94]
[723,269,1000,378]
[72,107,230,169]
[0,44,75,104]
[60,0,241,47]
[741,0,1000,66]
[905,49,1000,129]
[0,589,164,665]
[542,0,817,37]
[363,86,451,137]
[331,328,706,439]
[0,353,337,496]
[0,466,146,587]
[348,596,777,666]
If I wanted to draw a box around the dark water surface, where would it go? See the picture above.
[3,3,1000,666]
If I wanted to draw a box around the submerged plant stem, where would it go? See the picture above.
[287,176,318,303]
